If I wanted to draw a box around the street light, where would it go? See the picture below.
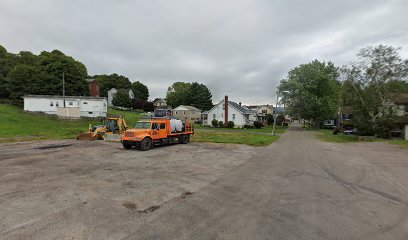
[272,90,290,136]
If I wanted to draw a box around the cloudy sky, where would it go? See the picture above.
[1,0,407,104]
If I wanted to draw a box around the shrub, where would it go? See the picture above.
[254,121,263,129]
[276,114,285,125]
[211,119,218,127]
[218,121,224,128]
[227,121,234,128]
[244,124,254,129]
[112,90,133,108]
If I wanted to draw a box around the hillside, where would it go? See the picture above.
[0,104,141,142]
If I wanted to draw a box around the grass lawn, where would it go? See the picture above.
[389,140,408,148]
[314,129,408,148]
[314,129,360,143]
[192,131,279,146]
[194,124,288,134]
[0,104,141,142]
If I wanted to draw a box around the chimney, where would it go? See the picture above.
[224,95,228,127]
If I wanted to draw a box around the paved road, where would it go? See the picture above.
[125,123,408,240]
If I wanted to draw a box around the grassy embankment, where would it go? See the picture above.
[314,129,408,148]
[0,104,285,146]
[0,104,141,142]
[192,132,280,146]
[192,125,288,146]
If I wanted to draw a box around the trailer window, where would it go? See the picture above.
[160,123,166,129]
[135,122,151,129]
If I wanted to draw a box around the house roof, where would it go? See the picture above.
[229,101,255,114]
[173,105,201,111]
[85,78,97,83]
[23,95,106,100]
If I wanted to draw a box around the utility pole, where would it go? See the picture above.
[62,72,66,108]
[272,91,279,136]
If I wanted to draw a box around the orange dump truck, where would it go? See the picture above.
[121,118,194,151]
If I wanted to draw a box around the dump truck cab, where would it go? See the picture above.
[122,118,193,151]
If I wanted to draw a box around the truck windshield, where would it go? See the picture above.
[135,122,151,129]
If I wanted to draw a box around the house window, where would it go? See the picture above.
[221,113,223,118]
[69,102,73,106]
[83,102,88,105]
[56,102,59,107]
[88,112,93,114]
[213,114,216,119]
[50,101,54,106]
[183,111,186,114]
[233,114,236,120]
[175,111,178,115]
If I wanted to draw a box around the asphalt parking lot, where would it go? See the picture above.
[0,140,256,239]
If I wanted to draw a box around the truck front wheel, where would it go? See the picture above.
[140,138,152,151]
[122,142,132,149]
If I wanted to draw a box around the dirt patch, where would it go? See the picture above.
[36,143,72,149]
[123,201,137,210]
[180,191,193,198]
[138,205,160,213]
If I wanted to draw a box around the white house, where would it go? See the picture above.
[246,105,273,125]
[23,95,107,118]
[107,88,134,106]
[203,96,257,128]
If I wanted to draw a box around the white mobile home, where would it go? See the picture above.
[23,95,107,118]
[203,96,257,128]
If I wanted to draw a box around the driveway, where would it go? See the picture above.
[124,123,408,240]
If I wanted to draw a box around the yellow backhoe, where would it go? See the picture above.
[77,116,128,141]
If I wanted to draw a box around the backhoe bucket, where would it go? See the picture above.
[76,132,96,141]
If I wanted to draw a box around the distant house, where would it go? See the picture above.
[153,98,167,107]
[386,93,408,139]
[172,105,201,123]
[23,95,107,118]
[202,96,257,128]
[86,79,100,97]
[246,105,273,125]
[107,88,134,107]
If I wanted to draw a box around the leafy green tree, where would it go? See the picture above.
[38,50,88,96]
[112,89,133,108]
[187,82,213,110]
[166,81,213,110]
[131,81,149,101]
[279,60,340,128]
[166,82,192,107]
[341,45,408,136]
[93,73,132,97]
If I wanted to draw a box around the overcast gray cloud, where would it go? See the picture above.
[1,0,407,104]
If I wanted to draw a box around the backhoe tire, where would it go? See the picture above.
[140,138,152,151]
[122,143,132,149]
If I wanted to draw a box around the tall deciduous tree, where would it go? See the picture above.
[341,45,408,136]
[93,73,132,97]
[278,60,340,127]
[166,82,192,107]
[131,81,149,101]
[166,81,213,110]
[112,89,133,108]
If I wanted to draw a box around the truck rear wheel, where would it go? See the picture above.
[180,135,190,144]
[122,142,132,149]
[140,138,152,151]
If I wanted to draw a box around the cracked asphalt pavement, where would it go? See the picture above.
[1,123,408,239]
